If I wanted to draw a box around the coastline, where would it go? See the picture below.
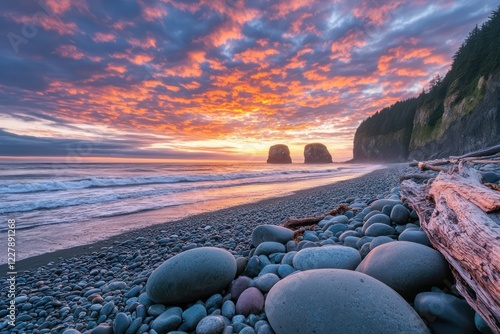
[0,163,404,274]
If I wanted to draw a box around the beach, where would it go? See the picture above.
[0,163,488,334]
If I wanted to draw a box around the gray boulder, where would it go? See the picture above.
[292,245,361,271]
[267,144,292,164]
[146,247,236,305]
[356,241,450,298]
[266,269,430,334]
[414,292,478,334]
[304,143,333,163]
[251,225,294,247]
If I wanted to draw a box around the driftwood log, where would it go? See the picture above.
[401,163,500,333]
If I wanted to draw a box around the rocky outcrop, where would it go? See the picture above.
[267,144,292,164]
[304,143,333,163]
[409,73,500,160]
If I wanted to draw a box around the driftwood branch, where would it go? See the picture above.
[401,163,500,333]
[281,215,326,229]
[418,162,450,172]
[400,174,434,182]
[451,144,500,159]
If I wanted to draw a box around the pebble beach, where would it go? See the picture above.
[0,164,494,334]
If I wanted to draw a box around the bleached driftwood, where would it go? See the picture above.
[401,163,500,333]
[450,144,500,159]
[418,162,451,172]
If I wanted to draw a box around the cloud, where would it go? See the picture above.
[0,0,497,160]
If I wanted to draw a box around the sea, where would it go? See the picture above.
[0,162,381,264]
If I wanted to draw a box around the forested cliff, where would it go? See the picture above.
[353,7,500,162]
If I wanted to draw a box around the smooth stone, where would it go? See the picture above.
[363,210,380,222]
[243,256,260,278]
[253,273,280,293]
[359,242,371,258]
[235,288,264,316]
[148,304,166,317]
[343,236,361,249]
[370,236,394,250]
[196,316,226,334]
[398,229,431,246]
[339,230,360,242]
[481,172,500,183]
[240,327,256,334]
[181,304,207,332]
[280,252,296,266]
[364,223,395,237]
[414,292,477,334]
[113,312,130,334]
[361,214,391,234]
[63,330,81,334]
[206,294,223,311]
[356,236,374,249]
[254,242,286,256]
[151,308,183,333]
[221,300,236,320]
[293,245,361,271]
[236,257,248,276]
[370,199,402,211]
[475,312,493,334]
[146,247,236,305]
[356,241,450,298]
[327,224,347,235]
[285,240,298,252]
[251,225,294,247]
[390,205,410,224]
[277,264,295,278]
[266,269,430,334]
[259,264,280,276]
[230,276,252,301]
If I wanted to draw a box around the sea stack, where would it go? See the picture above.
[267,144,292,164]
[304,143,333,163]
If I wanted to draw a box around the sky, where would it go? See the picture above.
[0,0,497,162]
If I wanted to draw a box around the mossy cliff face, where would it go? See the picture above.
[409,73,500,160]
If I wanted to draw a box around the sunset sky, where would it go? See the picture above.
[0,0,497,162]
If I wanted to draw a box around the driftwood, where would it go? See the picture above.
[451,144,500,159]
[281,205,353,230]
[418,162,450,172]
[401,163,500,333]
[399,174,434,182]
[281,214,326,229]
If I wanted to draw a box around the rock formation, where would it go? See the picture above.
[267,144,292,164]
[304,143,333,163]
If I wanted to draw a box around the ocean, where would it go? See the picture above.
[0,162,381,263]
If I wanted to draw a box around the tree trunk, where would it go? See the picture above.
[400,166,500,333]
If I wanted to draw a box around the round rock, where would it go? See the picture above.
[390,204,410,224]
[361,214,391,234]
[251,225,294,247]
[398,229,431,247]
[414,292,477,334]
[196,316,226,334]
[266,269,430,334]
[235,287,264,316]
[146,247,237,304]
[293,245,361,271]
[356,241,450,298]
[364,223,395,237]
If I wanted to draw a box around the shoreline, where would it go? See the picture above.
[0,163,403,274]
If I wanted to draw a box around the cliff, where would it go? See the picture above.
[409,73,500,160]
[353,8,500,162]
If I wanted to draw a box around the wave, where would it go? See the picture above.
[0,169,339,194]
